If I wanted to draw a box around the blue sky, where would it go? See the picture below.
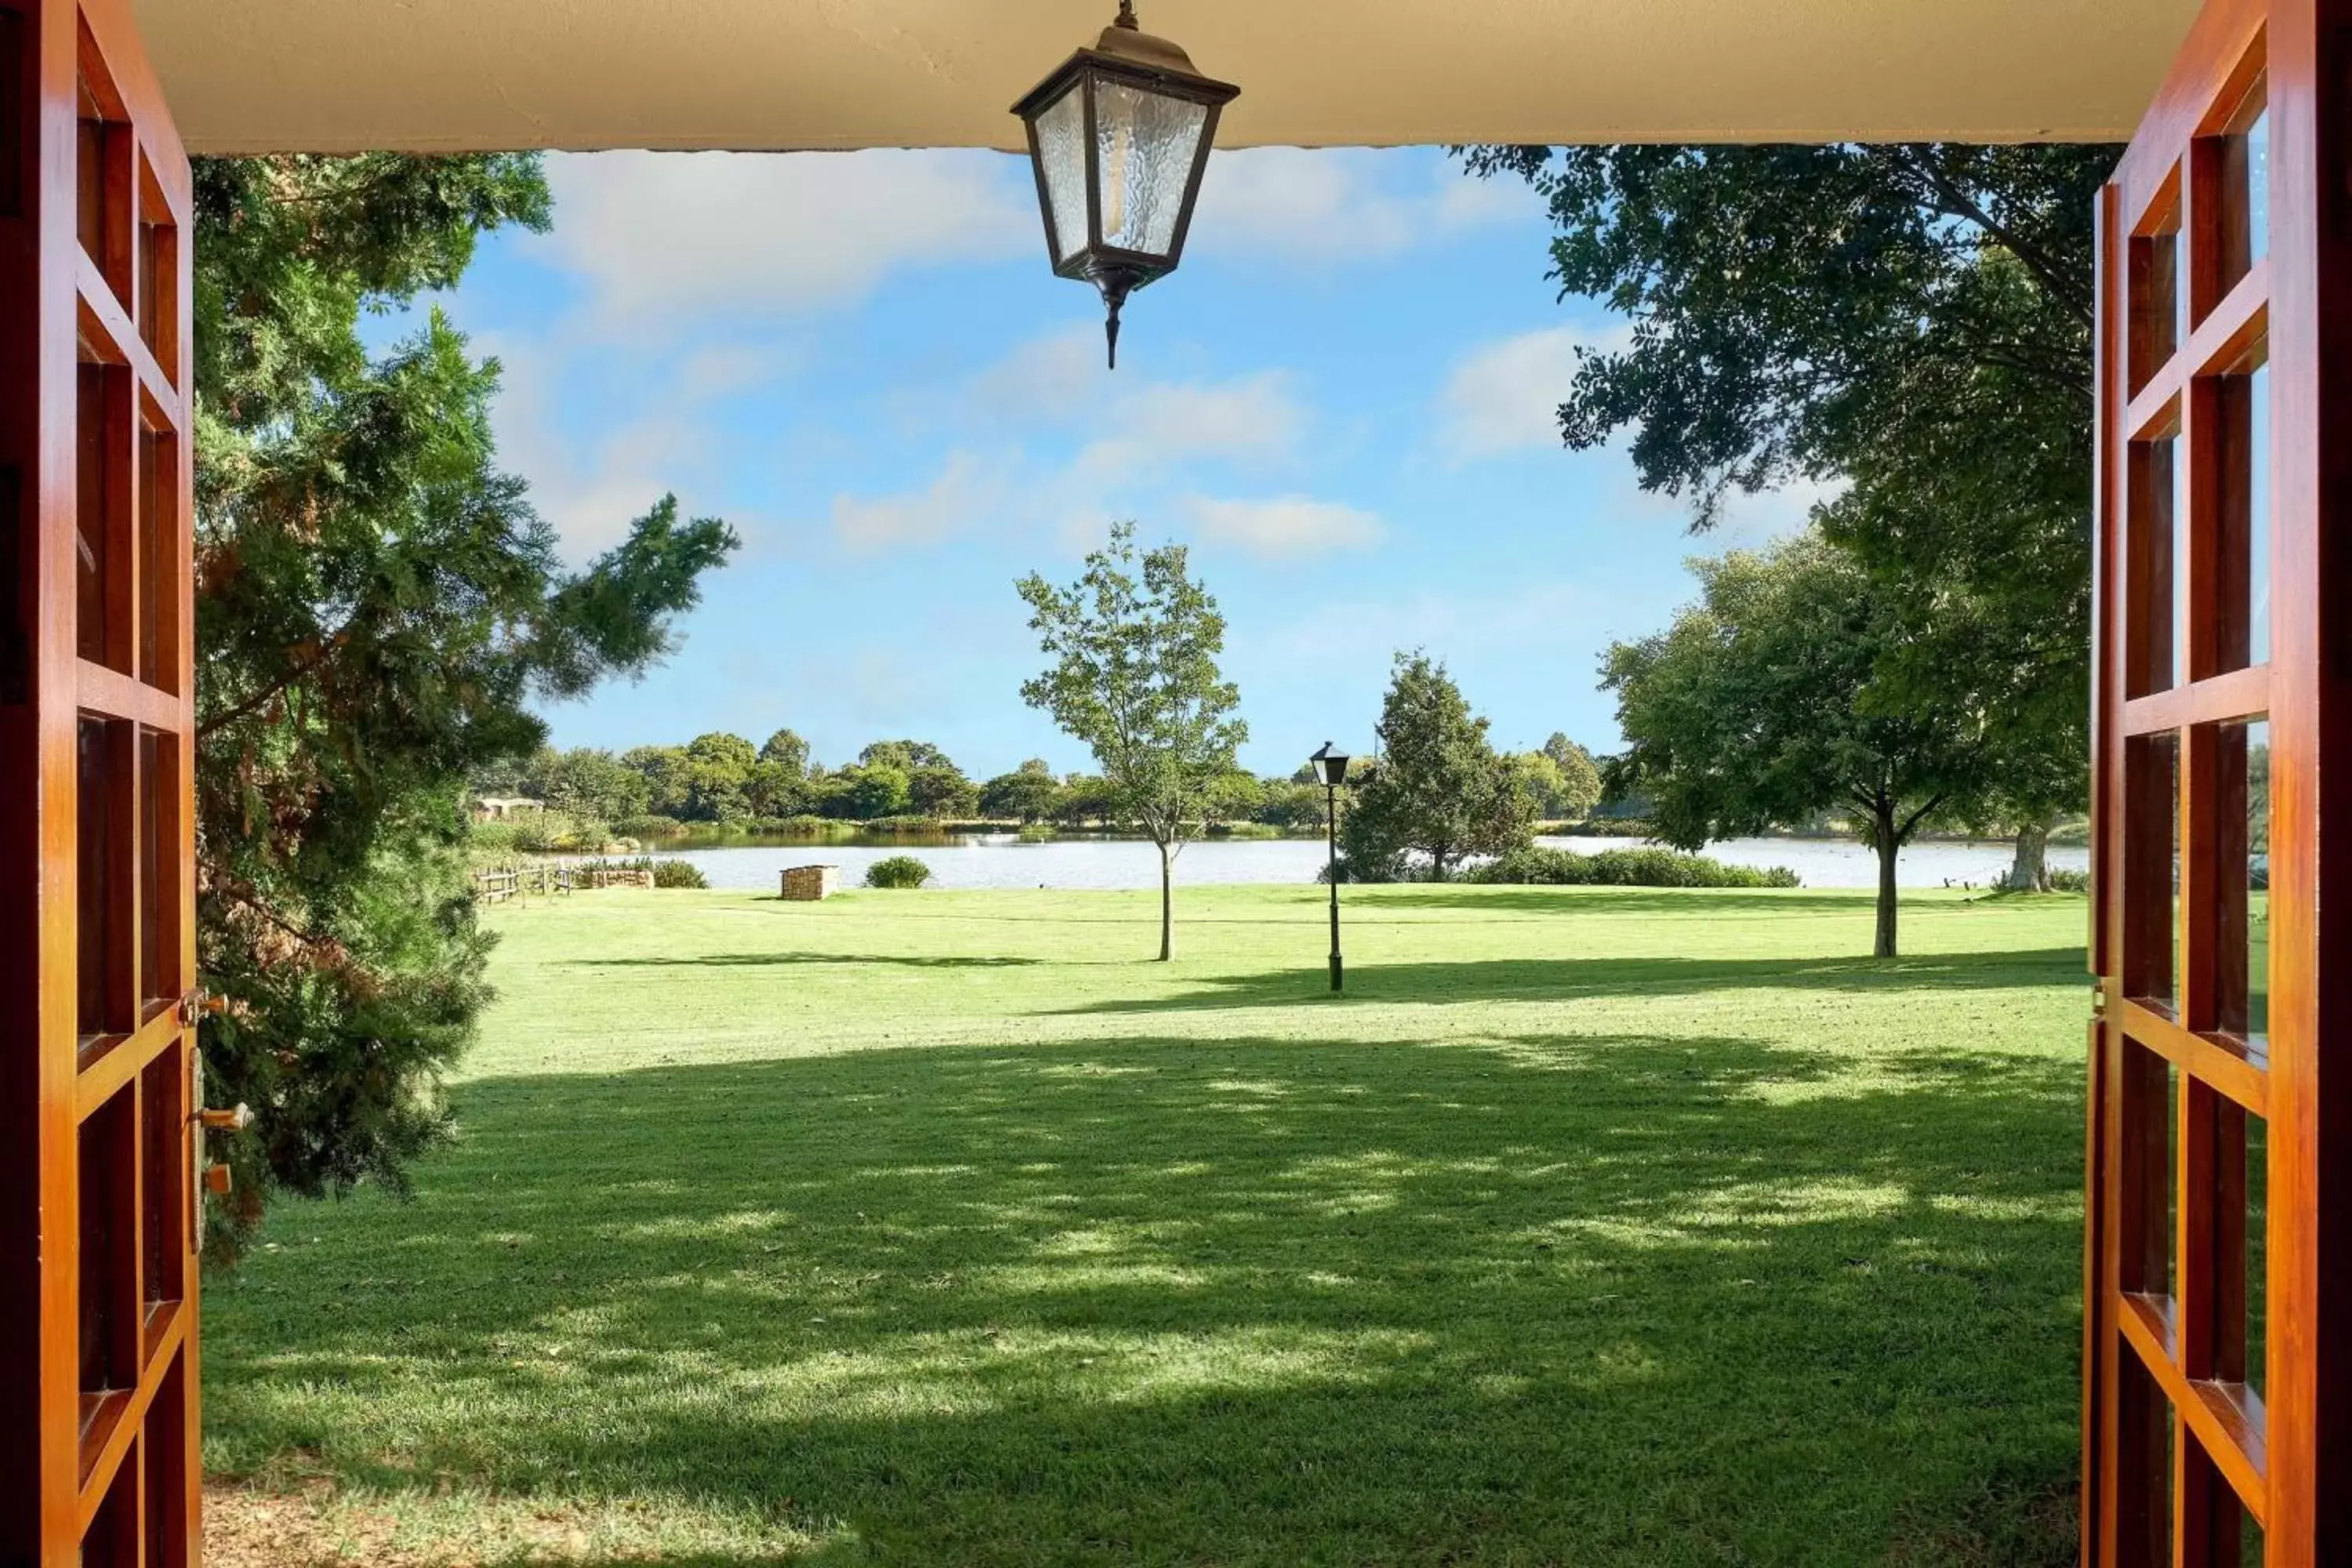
[416,147,1814,779]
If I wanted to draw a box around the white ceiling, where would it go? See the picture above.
[136,0,2197,156]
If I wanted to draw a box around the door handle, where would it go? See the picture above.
[194,1091,253,1203]
[179,987,229,1028]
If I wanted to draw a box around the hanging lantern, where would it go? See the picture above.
[1011,1,1239,368]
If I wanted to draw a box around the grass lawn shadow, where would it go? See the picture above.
[210,1023,2084,1566]
[1359,885,1887,917]
[1058,944,2087,1015]
[577,953,1046,971]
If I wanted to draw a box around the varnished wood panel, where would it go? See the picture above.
[1,0,196,1561]
[2090,0,2352,1561]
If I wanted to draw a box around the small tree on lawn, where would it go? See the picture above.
[1344,653,1534,881]
[1602,534,1987,957]
[1018,522,1247,960]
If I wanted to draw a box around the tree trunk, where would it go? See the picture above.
[2008,818,2053,892]
[1157,840,1174,961]
[1430,846,1450,884]
[1874,808,1901,958]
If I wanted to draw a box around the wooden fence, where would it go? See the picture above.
[470,862,655,903]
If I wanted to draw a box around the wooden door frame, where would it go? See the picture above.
[12,0,2352,1563]
[2087,0,2352,1559]
[0,0,199,1561]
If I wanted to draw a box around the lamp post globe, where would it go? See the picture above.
[1011,1,1239,368]
[1309,743,1350,991]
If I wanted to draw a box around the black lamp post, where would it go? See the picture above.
[1011,1,1239,368]
[1309,742,1349,992]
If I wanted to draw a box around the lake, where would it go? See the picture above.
[649,833,2088,893]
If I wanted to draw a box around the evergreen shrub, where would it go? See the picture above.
[1471,845,1800,888]
[865,855,933,889]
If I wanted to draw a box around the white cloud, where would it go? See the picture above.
[1074,372,1303,480]
[1192,147,1539,260]
[485,332,737,559]
[967,328,1108,424]
[831,451,1007,552]
[532,150,1034,329]
[833,351,1321,555]
[967,328,1306,470]
[1438,326,1842,539]
[1439,325,1631,459]
[673,341,783,401]
[1183,495,1382,558]
[1258,581,1613,673]
[1714,474,1845,543]
[528,149,1524,336]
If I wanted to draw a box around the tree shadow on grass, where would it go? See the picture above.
[576,953,1045,971]
[1357,885,1888,917]
[207,1024,2085,1567]
[1055,946,2087,1015]
[1355,886,2089,920]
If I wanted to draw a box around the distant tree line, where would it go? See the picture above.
[473,722,1605,840]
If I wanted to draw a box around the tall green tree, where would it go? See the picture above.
[824,763,911,821]
[759,728,811,776]
[980,765,1065,824]
[1053,775,1125,829]
[1512,735,1604,822]
[682,731,757,822]
[622,744,693,818]
[907,764,981,820]
[859,739,955,772]
[537,747,650,826]
[1462,143,2108,876]
[1200,770,1268,827]
[1541,733,1606,822]
[1018,523,1247,960]
[1343,654,1534,882]
[744,760,809,819]
[1603,535,1988,957]
[1258,780,1334,833]
[194,154,736,1244]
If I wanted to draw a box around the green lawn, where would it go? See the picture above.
[203,884,2091,1566]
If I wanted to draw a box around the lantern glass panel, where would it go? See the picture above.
[1033,84,1090,264]
[1093,79,1208,258]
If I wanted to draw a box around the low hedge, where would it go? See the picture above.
[864,855,933,889]
[597,855,709,887]
[1470,845,1800,889]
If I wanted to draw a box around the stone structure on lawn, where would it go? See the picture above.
[781,865,840,902]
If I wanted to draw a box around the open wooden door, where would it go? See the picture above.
[2086,0,2352,1562]
[0,0,202,1562]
